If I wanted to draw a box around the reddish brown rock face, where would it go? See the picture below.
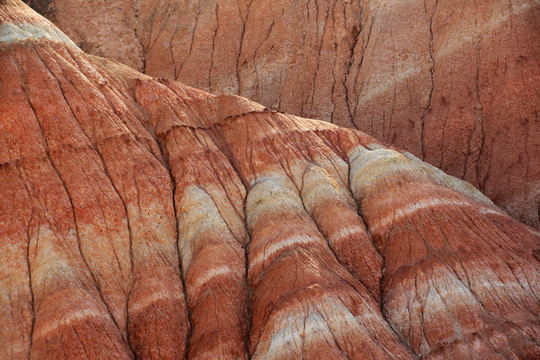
[22,0,540,229]
[1,1,539,359]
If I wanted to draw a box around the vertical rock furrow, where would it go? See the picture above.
[243,175,413,359]
[0,134,34,360]
[29,44,133,335]
[2,2,539,358]
[301,164,383,300]
[206,113,416,358]
[165,131,249,360]
[27,43,188,360]
[134,80,251,359]
[1,49,133,359]
[348,147,540,359]
[24,0,539,229]
[55,50,189,360]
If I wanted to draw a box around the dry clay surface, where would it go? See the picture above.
[23,0,540,229]
[1,1,540,359]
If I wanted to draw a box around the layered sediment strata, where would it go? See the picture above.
[23,0,540,229]
[1,1,539,359]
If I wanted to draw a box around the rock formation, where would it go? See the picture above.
[1,1,539,359]
[22,0,540,229]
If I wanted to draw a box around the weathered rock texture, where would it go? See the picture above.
[23,0,540,229]
[1,1,540,359]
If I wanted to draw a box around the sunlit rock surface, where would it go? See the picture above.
[23,0,540,229]
[1,1,539,359]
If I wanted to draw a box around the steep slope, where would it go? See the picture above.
[23,0,540,229]
[1,1,539,359]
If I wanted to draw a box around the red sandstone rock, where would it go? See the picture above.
[1,1,539,359]
[23,0,540,229]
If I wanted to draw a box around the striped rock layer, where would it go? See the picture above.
[1,1,539,359]
[22,0,540,230]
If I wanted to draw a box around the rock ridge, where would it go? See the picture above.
[22,0,540,229]
[1,1,539,359]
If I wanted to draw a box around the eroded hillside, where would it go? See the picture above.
[23,0,540,229]
[1,1,539,359]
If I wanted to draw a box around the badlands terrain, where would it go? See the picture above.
[0,0,539,359]
[23,0,540,229]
